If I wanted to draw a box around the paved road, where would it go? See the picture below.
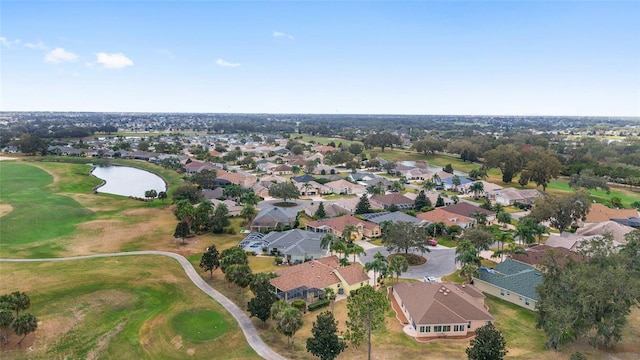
[359,245,457,280]
[0,251,286,360]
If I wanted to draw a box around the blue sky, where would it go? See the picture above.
[1,1,639,116]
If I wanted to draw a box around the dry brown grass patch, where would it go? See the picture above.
[0,203,13,217]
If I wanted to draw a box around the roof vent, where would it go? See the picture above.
[461,284,466,288]
[443,292,448,296]
[438,289,443,293]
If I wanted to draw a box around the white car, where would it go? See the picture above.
[423,276,438,283]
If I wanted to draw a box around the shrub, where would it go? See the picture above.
[349,289,358,297]
[292,300,307,313]
[224,227,236,235]
[307,299,330,311]
[275,256,283,265]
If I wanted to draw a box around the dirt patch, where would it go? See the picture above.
[0,204,13,217]
[170,335,183,349]
[86,322,125,360]
[186,348,195,356]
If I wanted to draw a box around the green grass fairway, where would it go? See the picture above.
[0,256,259,360]
[546,179,640,208]
[171,309,228,342]
[0,162,95,246]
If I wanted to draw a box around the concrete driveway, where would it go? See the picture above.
[358,245,456,280]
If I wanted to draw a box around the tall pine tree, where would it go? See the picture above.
[314,202,327,219]
[355,194,371,214]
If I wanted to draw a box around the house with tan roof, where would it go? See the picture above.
[444,203,496,223]
[332,196,384,214]
[391,282,494,339]
[271,164,292,175]
[370,193,415,210]
[303,202,350,218]
[324,179,366,195]
[216,170,257,188]
[417,209,474,228]
[270,255,371,302]
[494,188,542,206]
[584,203,640,223]
[307,214,381,240]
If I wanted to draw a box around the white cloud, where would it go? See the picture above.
[216,58,240,67]
[95,52,134,69]
[45,48,79,63]
[24,41,49,50]
[0,36,21,47]
[273,31,294,40]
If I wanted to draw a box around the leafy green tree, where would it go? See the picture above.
[496,211,512,228]
[341,224,359,243]
[0,309,14,344]
[390,181,404,193]
[144,189,157,201]
[157,191,167,203]
[192,169,217,189]
[460,263,479,283]
[323,287,337,312]
[7,292,30,318]
[306,311,347,360]
[173,221,190,244]
[455,240,481,269]
[314,202,327,219]
[466,323,508,360]
[268,182,300,203]
[452,175,461,192]
[344,285,390,360]
[483,144,523,183]
[388,255,409,282]
[18,134,47,155]
[12,313,38,345]
[199,244,220,279]
[241,204,257,223]
[247,273,278,326]
[568,169,610,193]
[383,221,431,254]
[529,189,591,232]
[461,227,494,251]
[193,200,213,233]
[443,164,454,174]
[172,182,203,203]
[220,246,249,274]
[211,203,230,234]
[225,264,252,304]
[525,149,562,191]
[320,233,336,254]
[331,238,347,259]
[346,244,366,262]
[435,195,445,207]
[174,199,196,227]
[240,191,260,205]
[223,184,245,201]
[414,190,432,210]
[471,211,488,227]
[355,194,371,214]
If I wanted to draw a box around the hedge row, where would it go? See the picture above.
[307,299,330,311]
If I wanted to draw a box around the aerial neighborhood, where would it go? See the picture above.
[1,112,639,360]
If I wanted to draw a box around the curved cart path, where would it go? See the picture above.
[0,251,286,360]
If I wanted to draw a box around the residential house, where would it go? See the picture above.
[294,181,332,196]
[307,214,381,240]
[210,199,243,217]
[347,173,377,182]
[333,197,383,214]
[370,194,415,210]
[313,164,338,175]
[360,211,426,226]
[257,161,278,173]
[479,181,504,200]
[443,203,496,223]
[361,177,394,191]
[202,188,224,200]
[251,183,270,199]
[305,152,325,164]
[292,174,316,183]
[584,203,640,223]
[391,282,494,339]
[417,209,474,228]
[303,202,350,219]
[473,259,542,311]
[248,229,330,263]
[494,188,543,206]
[270,255,370,302]
[184,160,217,174]
[216,170,257,188]
[442,176,474,192]
[324,179,366,195]
[250,207,298,232]
[612,217,640,229]
[399,168,433,181]
[271,164,292,175]
[260,174,289,184]
[510,244,583,268]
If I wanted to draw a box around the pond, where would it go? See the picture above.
[91,165,166,198]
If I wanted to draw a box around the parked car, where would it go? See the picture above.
[428,238,438,246]
[424,276,438,283]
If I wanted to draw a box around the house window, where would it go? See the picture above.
[424,326,430,333]
[525,299,530,306]
[500,290,504,296]
[443,325,451,332]
[468,321,471,329]
[337,283,341,288]
[454,325,465,332]
[434,325,442,332]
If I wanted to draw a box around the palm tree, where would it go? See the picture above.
[302,182,313,196]
[492,203,504,213]
[422,179,436,191]
[471,211,488,227]
[388,255,409,283]
[494,230,513,252]
[240,191,260,205]
[331,238,347,259]
[455,240,481,268]
[469,181,485,199]
[365,251,388,287]
[431,173,441,186]
[321,233,336,253]
[496,211,512,228]
[390,181,404,193]
[323,287,337,312]
[492,241,527,261]
[452,175,461,192]
[346,244,366,263]
[460,263,479,283]
[241,204,257,223]
[341,224,359,243]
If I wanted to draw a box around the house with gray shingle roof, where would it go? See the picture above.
[360,211,427,226]
[262,229,329,263]
[250,207,298,232]
[473,258,542,311]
